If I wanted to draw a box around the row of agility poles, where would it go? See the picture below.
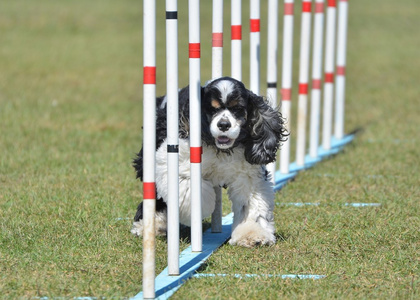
[140,0,351,298]
[275,0,351,190]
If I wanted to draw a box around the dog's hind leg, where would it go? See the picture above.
[131,197,168,236]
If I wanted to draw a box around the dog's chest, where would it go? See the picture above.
[201,146,256,188]
[172,139,262,188]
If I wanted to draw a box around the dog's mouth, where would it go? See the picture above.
[215,136,235,149]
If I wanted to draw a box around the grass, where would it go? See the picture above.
[0,0,419,298]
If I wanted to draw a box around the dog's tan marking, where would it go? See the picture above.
[211,99,222,109]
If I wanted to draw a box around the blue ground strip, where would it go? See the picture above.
[131,214,234,300]
[133,135,355,299]
[274,135,355,191]
[277,202,381,207]
[193,273,326,280]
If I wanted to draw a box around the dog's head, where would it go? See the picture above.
[202,77,288,165]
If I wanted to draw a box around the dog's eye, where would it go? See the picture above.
[228,105,247,121]
[227,99,239,108]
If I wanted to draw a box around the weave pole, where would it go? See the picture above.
[309,0,325,158]
[166,0,180,276]
[189,0,202,253]
[266,0,279,181]
[322,0,337,150]
[135,1,355,297]
[142,0,156,298]
[295,0,312,166]
[334,0,349,139]
[231,0,242,80]
[279,0,294,174]
[211,0,223,233]
[212,0,223,79]
[250,0,260,94]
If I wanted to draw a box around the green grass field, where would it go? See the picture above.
[1,0,419,298]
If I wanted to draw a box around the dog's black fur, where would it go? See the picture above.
[132,77,288,223]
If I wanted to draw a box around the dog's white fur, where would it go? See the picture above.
[131,77,286,247]
[132,138,276,247]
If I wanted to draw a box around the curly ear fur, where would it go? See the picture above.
[244,92,288,165]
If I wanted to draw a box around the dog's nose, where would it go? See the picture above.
[217,119,231,132]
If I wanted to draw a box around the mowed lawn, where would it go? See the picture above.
[0,0,419,299]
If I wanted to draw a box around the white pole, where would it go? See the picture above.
[142,0,156,297]
[295,0,312,166]
[322,0,336,150]
[309,0,324,158]
[189,0,202,253]
[166,0,180,276]
[231,0,242,81]
[211,0,223,233]
[250,0,260,94]
[279,0,294,174]
[212,0,223,80]
[266,0,278,181]
[334,0,348,140]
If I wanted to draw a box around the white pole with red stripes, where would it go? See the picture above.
[142,0,156,297]
[166,0,180,276]
[266,0,278,181]
[231,0,242,81]
[322,0,337,150]
[189,0,202,253]
[211,0,223,233]
[250,0,260,94]
[279,0,294,174]
[295,0,312,166]
[334,0,349,140]
[309,0,324,158]
[212,0,223,80]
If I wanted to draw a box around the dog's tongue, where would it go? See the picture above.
[218,136,230,144]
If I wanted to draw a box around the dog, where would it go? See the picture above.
[131,77,287,247]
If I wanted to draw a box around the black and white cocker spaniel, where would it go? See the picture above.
[131,77,287,247]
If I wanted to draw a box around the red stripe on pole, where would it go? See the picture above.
[190,147,202,163]
[281,88,292,101]
[325,72,334,83]
[250,19,260,32]
[302,1,312,12]
[337,66,346,76]
[143,67,156,84]
[315,2,324,13]
[327,0,336,7]
[212,32,223,47]
[231,25,242,40]
[189,43,201,58]
[284,3,294,15]
[143,182,156,199]
[312,79,322,89]
[299,83,309,95]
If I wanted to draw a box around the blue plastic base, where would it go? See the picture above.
[274,135,354,191]
[193,273,326,279]
[132,214,234,300]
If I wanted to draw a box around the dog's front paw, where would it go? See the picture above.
[229,221,276,248]
[131,220,144,236]
[130,211,168,237]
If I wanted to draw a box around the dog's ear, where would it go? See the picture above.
[133,147,144,181]
[244,92,288,165]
